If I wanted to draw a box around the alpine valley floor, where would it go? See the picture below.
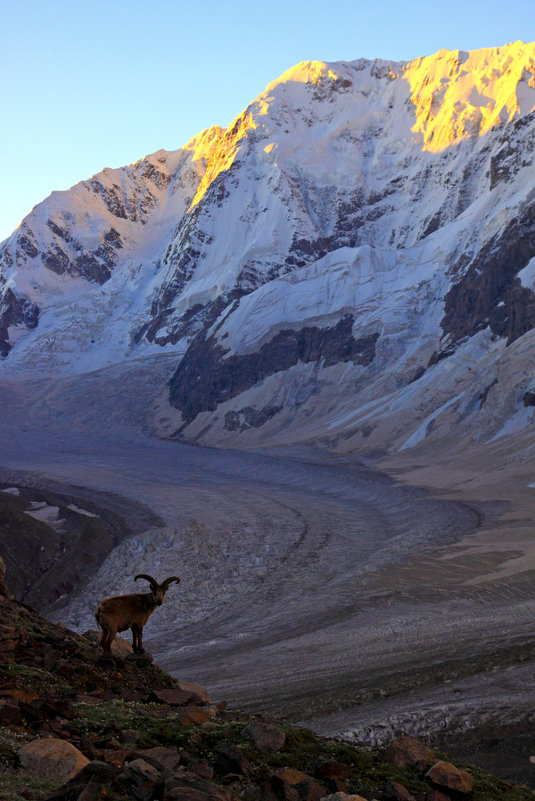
[1,355,535,784]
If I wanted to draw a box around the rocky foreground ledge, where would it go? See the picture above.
[0,589,532,801]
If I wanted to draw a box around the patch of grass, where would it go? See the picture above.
[0,728,33,763]
[4,663,61,694]
[21,621,48,641]
[0,770,61,801]
[75,699,204,750]
[466,763,533,801]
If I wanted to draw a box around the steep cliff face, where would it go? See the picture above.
[2,42,535,455]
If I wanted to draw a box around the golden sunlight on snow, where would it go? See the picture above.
[186,113,257,210]
[150,43,535,216]
[404,41,535,152]
[265,60,338,91]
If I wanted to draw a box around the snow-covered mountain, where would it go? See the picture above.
[2,41,535,456]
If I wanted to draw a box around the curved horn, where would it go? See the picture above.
[161,576,181,591]
[134,574,158,590]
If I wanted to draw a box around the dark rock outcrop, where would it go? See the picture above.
[437,202,535,356]
[0,555,7,596]
[0,286,39,356]
[169,314,379,427]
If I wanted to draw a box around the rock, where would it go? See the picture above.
[121,727,141,744]
[38,697,78,721]
[121,688,143,702]
[242,720,286,752]
[76,786,112,801]
[46,761,121,801]
[184,757,215,780]
[322,794,368,801]
[18,737,90,783]
[270,768,326,801]
[0,700,24,726]
[147,687,199,706]
[316,762,349,790]
[124,651,153,666]
[384,735,435,771]
[134,746,181,771]
[216,741,251,775]
[164,769,239,801]
[425,790,452,801]
[84,630,133,659]
[176,705,211,725]
[101,747,130,767]
[169,315,378,427]
[113,757,162,801]
[384,780,417,801]
[174,679,210,705]
[425,761,473,795]
[45,626,67,645]
[0,623,21,653]
[0,555,10,596]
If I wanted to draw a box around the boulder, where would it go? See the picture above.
[270,768,326,801]
[83,630,133,659]
[316,761,349,791]
[316,763,349,781]
[384,780,417,801]
[133,746,181,771]
[384,735,434,771]
[101,747,131,767]
[113,757,162,801]
[124,651,153,666]
[174,679,210,705]
[147,687,199,706]
[121,727,141,744]
[322,794,368,801]
[216,741,251,776]
[176,705,211,725]
[425,790,452,801]
[164,769,239,801]
[0,555,8,596]
[425,761,473,795]
[183,757,215,779]
[46,761,121,801]
[0,700,24,726]
[18,737,90,783]
[242,720,286,752]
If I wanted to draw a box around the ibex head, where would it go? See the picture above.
[134,573,181,606]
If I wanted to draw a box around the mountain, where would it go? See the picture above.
[2,42,535,457]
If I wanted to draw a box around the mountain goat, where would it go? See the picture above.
[95,573,180,655]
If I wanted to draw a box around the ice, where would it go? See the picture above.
[67,503,99,518]
[25,504,65,531]
[399,393,464,451]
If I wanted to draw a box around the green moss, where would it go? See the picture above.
[4,663,61,694]
[21,621,47,641]
[0,771,61,801]
[465,763,533,801]
[74,699,205,750]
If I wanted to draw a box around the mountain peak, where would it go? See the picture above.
[404,40,535,151]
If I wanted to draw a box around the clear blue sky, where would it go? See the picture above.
[1,0,534,243]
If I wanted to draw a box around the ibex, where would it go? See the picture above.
[95,574,180,655]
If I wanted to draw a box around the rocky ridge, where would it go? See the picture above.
[0,566,531,801]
